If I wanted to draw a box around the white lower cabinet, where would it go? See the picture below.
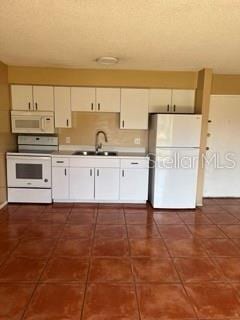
[52,167,69,200]
[95,168,120,200]
[52,156,149,203]
[69,167,94,200]
[119,159,149,201]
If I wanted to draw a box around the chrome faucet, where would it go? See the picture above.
[95,130,108,152]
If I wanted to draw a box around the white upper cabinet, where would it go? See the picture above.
[148,89,172,113]
[120,89,149,129]
[96,88,120,112]
[171,90,195,113]
[33,86,54,111]
[11,85,33,111]
[71,87,120,112]
[71,87,95,112]
[54,87,72,128]
[148,89,195,114]
[11,85,54,111]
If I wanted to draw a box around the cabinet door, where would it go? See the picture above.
[11,85,33,111]
[95,168,119,200]
[149,89,171,113]
[33,86,54,111]
[120,89,149,129]
[52,167,69,200]
[69,167,94,200]
[171,90,195,114]
[120,169,148,201]
[71,87,95,111]
[54,87,72,128]
[96,88,120,112]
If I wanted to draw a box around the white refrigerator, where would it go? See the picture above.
[149,114,202,209]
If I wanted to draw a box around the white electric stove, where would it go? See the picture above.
[7,135,58,203]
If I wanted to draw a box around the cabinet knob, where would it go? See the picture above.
[208,120,212,123]
[206,147,210,151]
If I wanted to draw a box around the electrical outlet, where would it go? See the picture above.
[65,137,71,144]
[134,138,141,145]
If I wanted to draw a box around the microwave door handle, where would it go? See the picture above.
[41,117,46,131]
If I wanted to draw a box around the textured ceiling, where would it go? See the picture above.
[0,0,240,73]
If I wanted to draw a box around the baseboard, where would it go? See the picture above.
[0,201,7,210]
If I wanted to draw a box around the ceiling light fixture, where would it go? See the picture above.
[96,56,119,65]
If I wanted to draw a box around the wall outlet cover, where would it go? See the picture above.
[134,138,141,145]
[65,137,71,144]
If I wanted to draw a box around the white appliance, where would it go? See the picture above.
[11,111,54,134]
[149,114,202,208]
[7,135,58,203]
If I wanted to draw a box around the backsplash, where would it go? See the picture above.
[58,112,148,149]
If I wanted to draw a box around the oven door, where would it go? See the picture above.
[7,156,51,188]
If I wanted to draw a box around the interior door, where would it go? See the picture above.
[95,168,120,200]
[69,167,94,200]
[204,95,240,197]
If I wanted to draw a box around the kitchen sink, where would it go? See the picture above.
[73,151,117,156]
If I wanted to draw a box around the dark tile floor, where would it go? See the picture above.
[1,199,240,319]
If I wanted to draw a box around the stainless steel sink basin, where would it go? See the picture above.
[73,151,117,156]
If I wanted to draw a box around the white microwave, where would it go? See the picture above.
[11,111,54,134]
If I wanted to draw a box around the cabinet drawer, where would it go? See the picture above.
[69,157,120,168]
[52,157,69,167]
[120,158,149,169]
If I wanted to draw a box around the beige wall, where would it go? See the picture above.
[8,66,197,89]
[0,62,16,207]
[212,74,240,95]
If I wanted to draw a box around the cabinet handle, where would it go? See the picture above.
[98,103,100,111]
[122,169,125,177]
[90,169,92,176]
[28,102,31,110]
[173,105,176,112]
[56,161,64,163]
[122,120,125,128]
[66,119,69,127]
[167,104,170,112]
[91,103,94,111]
[97,169,99,176]
[208,120,212,123]
[64,168,67,176]
[35,102,38,111]
[131,162,139,165]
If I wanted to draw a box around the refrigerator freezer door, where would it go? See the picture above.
[155,114,202,148]
[150,148,200,208]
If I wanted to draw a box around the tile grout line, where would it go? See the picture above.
[20,204,73,320]
[124,206,142,320]
[80,205,98,320]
